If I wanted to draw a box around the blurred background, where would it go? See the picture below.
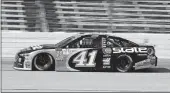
[1,0,170,33]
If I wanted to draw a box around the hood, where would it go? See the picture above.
[19,44,56,53]
[40,44,56,49]
[30,44,56,50]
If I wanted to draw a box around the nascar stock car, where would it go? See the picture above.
[13,33,157,72]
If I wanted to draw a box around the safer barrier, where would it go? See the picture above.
[2,32,170,59]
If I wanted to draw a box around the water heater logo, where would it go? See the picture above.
[113,47,147,53]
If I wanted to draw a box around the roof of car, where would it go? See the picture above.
[76,33,118,38]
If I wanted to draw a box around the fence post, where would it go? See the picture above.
[35,0,49,32]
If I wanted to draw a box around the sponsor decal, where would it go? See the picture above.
[103,55,111,57]
[56,49,63,59]
[113,47,147,53]
[56,50,63,56]
[137,54,148,56]
[25,62,31,68]
[147,55,156,59]
[102,48,112,54]
[55,48,62,51]
[55,49,64,61]
[56,51,64,61]
[62,49,77,55]
[56,49,78,61]
[56,57,64,61]
[102,37,107,47]
[103,58,111,65]
[103,66,111,68]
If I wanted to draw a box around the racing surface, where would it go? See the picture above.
[2,58,170,92]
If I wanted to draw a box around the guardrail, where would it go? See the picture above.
[2,32,170,59]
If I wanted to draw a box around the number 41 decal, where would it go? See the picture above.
[73,50,98,67]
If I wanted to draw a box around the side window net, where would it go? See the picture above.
[109,37,137,47]
[106,38,120,47]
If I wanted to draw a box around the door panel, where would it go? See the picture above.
[55,35,104,71]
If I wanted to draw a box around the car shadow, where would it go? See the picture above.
[73,67,170,73]
[87,67,170,73]
[133,67,170,73]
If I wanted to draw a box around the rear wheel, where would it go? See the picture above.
[115,55,134,72]
[33,53,54,71]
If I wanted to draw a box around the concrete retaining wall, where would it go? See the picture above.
[2,32,170,59]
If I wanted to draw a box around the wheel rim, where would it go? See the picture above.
[34,54,53,71]
[116,57,131,72]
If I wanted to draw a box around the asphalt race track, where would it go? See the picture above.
[1,58,170,92]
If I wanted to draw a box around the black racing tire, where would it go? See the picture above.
[115,55,134,72]
[33,53,54,71]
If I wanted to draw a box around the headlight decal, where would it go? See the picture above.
[19,53,30,57]
[147,48,155,55]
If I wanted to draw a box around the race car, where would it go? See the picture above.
[13,33,157,72]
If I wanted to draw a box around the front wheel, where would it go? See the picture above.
[115,55,134,72]
[33,53,54,71]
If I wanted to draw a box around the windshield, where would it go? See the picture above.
[55,36,75,47]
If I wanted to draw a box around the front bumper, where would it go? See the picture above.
[13,55,32,71]
[134,56,157,70]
